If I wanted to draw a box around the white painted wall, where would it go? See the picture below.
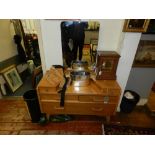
[35,20,46,73]
[97,19,124,52]
[0,19,17,62]
[39,20,63,70]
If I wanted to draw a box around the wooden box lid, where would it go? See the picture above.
[37,68,64,88]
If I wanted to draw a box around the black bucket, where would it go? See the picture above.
[120,90,140,113]
[23,89,41,123]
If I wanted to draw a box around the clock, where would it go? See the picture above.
[96,51,120,80]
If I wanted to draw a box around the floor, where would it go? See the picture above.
[0,99,102,134]
[0,99,155,135]
[110,105,155,128]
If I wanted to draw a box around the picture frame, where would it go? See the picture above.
[1,65,23,92]
[123,19,150,32]
[133,40,155,67]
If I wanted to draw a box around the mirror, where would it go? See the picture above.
[60,20,100,68]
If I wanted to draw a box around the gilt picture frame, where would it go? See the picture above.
[123,19,150,32]
[1,65,23,92]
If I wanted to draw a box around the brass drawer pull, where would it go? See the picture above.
[104,96,109,104]
[91,107,103,112]
[54,107,65,110]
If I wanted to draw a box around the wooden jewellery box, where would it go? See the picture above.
[96,51,120,80]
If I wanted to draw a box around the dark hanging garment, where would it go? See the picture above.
[14,34,27,63]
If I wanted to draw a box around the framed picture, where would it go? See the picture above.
[1,65,23,92]
[133,40,155,67]
[123,19,150,32]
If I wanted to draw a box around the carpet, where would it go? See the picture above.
[104,124,155,135]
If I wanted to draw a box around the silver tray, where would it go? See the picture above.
[70,71,90,87]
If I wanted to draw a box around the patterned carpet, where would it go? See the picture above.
[104,124,155,135]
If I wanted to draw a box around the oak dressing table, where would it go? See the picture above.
[37,69,121,122]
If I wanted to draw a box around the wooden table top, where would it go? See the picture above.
[37,70,121,96]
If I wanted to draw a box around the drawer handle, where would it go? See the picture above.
[104,96,109,104]
[91,107,103,112]
[54,107,65,110]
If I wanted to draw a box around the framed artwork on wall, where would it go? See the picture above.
[123,19,150,32]
[133,40,155,67]
[1,65,23,92]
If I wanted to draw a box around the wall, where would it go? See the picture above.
[126,68,155,98]
[0,19,17,62]
[38,20,63,70]
[97,19,124,52]
[125,33,155,98]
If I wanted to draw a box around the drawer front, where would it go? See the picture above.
[40,94,60,100]
[66,103,116,116]
[41,101,63,114]
[40,94,78,101]
[78,95,119,103]
[41,101,117,116]
[38,87,57,94]
[108,89,121,96]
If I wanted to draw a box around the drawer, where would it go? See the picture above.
[40,94,60,100]
[38,87,57,94]
[40,94,78,101]
[78,95,119,103]
[66,95,78,101]
[108,89,121,96]
[66,102,116,116]
[41,101,117,116]
[41,101,63,114]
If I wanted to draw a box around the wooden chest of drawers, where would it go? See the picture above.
[37,71,121,121]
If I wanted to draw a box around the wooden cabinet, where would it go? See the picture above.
[37,71,121,121]
[96,51,120,80]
